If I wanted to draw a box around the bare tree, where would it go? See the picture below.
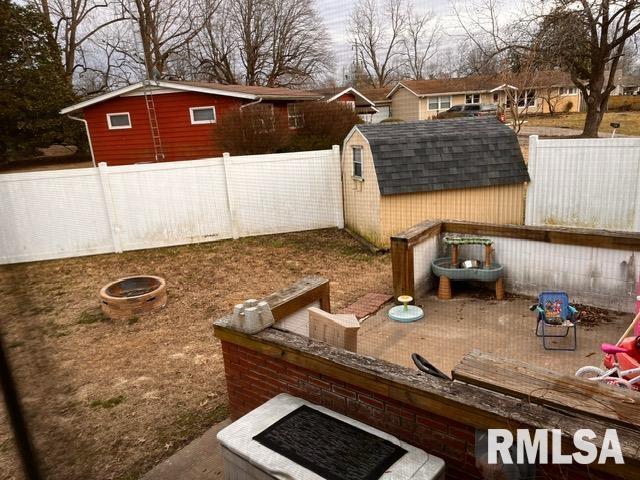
[74,24,137,94]
[263,0,332,87]
[32,0,126,85]
[452,0,531,75]
[121,0,214,78]
[348,0,407,87]
[536,1,640,137]
[194,0,331,86]
[400,3,441,80]
[193,0,239,83]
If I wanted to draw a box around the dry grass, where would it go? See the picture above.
[0,229,391,480]
[525,111,640,136]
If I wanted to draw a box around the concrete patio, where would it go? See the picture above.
[358,288,633,376]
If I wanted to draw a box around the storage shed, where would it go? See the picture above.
[341,117,529,247]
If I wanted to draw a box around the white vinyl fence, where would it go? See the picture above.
[525,135,640,231]
[0,147,343,264]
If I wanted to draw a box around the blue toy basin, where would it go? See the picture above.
[431,257,503,282]
[388,305,424,323]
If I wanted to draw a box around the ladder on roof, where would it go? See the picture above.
[142,79,165,162]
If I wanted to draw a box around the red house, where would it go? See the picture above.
[60,81,374,166]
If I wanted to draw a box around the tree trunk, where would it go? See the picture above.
[582,104,601,137]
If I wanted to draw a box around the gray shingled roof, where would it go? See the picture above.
[356,117,529,196]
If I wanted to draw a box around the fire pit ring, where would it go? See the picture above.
[99,275,167,320]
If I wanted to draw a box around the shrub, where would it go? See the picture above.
[563,101,573,113]
[216,104,292,155]
[380,117,405,123]
[284,101,362,152]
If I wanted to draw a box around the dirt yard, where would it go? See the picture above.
[0,229,391,480]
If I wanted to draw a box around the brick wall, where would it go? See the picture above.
[223,340,480,479]
[221,340,620,480]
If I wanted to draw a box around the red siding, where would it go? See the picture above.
[335,93,356,102]
[83,92,292,166]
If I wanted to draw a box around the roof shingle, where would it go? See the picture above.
[355,117,529,196]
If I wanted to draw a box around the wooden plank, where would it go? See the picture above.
[442,220,640,251]
[391,237,414,298]
[261,276,331,320]
[452,350,640,430]
[391,219,441,246]
[213,324,640,477]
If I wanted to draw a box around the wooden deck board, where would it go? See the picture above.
[452,350,640,430]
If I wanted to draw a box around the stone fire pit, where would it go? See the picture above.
[99,275,167,319]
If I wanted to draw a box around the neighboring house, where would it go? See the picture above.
[342,117,529,248]
[310,87,380,123]
[61,80,345,166]
[386,71,582,121]
[612,75,640,96]
[358,87,392,123]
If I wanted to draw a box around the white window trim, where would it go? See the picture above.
[287,103,304,129]
[465,93,481,104]
[559,86,577,96]
[427,95,452,111]
[352,146,363,180]
[107,112,132,130]
[189,106,217,125]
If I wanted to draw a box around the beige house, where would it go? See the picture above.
[342,118,529,248]
[387,72,582,121]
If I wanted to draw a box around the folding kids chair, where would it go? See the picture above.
[531,291,579,351]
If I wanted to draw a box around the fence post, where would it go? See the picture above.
[222,152,239,239]
[97,162,123,253]
[524,135,538,226]
[332,145,345,229]
[391,237,414,299]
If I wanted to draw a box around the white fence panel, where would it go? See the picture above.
[525,136,640,231]
[0,148,343,264]
[0,169,114,263]
[225,147,344,237]
[107,159,234,251]
[459,237,638,312]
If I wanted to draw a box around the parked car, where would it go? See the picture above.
[436,104,498,119]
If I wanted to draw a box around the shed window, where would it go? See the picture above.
[465,93,480,104]
[107,113,131,129]
[427,96,451,110]
[190,106,216,124]
[287,103,304,129]
[352,147,363,179]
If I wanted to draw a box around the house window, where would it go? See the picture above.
[427,96,451,110]
[518,90,536,107]
[190,106,216,124]
[465,93,480,104]
[287,103,304,129]
[560,86,577,96]
[352,147,363,179]
[247,103,275,133]
[107,112,131,130]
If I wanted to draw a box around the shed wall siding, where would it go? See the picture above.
[390,87,420,121]
[379,183,526,246]
[342,131,382,245]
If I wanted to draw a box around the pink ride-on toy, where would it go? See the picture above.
[575,336,640,390]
